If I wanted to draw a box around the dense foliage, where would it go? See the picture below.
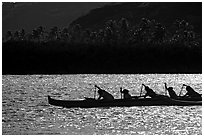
[3,18,201,74]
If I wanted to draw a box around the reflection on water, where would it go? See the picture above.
[2,74,202,135]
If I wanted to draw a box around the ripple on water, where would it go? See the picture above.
[2,74,202,135]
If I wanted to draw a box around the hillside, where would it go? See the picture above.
[70,2,202,33]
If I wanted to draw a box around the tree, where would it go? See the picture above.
[81,29,91,44]
[48,26,58,41]
[5,31,13,41]
[118,18,129,44]
[105,19,118,45]
[14,31,20,41]
[19,29,25,40]
[32,29,40,41]
[152,23,166,44]
[37,26,45,41]
[71,24,82,43]
[172,19,197,46]
[60,27,70,41]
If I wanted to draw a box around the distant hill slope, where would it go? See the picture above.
[70,2,202,33]
[2,2,108,36]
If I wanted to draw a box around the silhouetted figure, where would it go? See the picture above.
[95,85,114,101]
[164,83,178,99]
[142,84,158,98]
[120,87,132,99]
[182,84,201,98]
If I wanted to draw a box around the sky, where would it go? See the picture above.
[2,2,108,36]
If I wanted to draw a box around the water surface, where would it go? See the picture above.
[2,74,202,135]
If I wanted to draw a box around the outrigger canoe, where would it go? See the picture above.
[48,95,202,108]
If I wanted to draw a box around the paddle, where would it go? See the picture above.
[164,83,168,96]
[140,84,144,97]
[94,85,96,99]
[179,84,184,96]
[120,87,123,99]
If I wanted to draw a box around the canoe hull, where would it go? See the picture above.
[48,96,202,108]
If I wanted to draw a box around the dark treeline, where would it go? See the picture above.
[3,18,202,74]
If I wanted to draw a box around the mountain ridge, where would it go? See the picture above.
[70,2,201,33]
